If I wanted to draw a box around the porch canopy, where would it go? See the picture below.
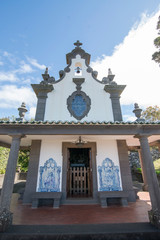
[0,120,160,148]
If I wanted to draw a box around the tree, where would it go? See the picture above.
[0,116,30,174]
[152,16,160,63]
[0,116,16,121]
[0,147,29,174]
[17,149,30,172]
[142,105,160,121]
[0,147,10,174]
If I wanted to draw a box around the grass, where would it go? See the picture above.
[136,167,142,173]
[153,158,160,171]
[136,158,160,176]
[154,158,160,176]
[137,158,160,176]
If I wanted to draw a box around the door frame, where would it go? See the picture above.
[62,142,98,202]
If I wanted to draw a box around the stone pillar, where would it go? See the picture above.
[23,140,41,204]
[35,91,48,121]
[0,134,23,210]
[136,135,160,228]
[117,140,136,201]
[31,84,53,121]
[104,85,126,121]
[138,148,148,191]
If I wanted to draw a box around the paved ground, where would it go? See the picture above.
[10,191,151,225]
[1,178,160,240]
[0,175,151,225]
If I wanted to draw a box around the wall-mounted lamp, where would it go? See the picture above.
[75,136,87,147]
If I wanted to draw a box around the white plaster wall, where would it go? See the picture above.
[36,136,122,192]
[44,55,114,122]
[36,139,63,192]
[96,139,122,191]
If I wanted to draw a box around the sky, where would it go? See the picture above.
[0,0,160,121]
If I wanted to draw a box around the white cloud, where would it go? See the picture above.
[16,61,33,74]
[91,10,160,108]
[0,61,34,83]
[26,107,36,120]
[0,63,33,82]
[123,115,136,122]
[22,78,32,84]
[3,51,17,65]
[0,51,46,85]
[26,57,46,70]
[3,51,11,57]
[0,72,19,82]
[0,85,36,109]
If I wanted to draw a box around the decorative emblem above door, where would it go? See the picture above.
[67,78,91,120]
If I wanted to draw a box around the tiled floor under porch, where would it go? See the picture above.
[11,192,151,225]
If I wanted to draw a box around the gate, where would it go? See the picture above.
[68,166,91,196]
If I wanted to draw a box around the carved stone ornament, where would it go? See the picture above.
[67,78,91,120]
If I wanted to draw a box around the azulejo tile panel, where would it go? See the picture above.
[98,158,122,191]
[38,158,61,192]
[67,90,91,120]
[71,94,87,117]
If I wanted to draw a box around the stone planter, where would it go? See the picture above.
[148,209,160,229]
[0,208,13,232]
[0,221,10,232]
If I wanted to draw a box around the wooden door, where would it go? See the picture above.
[67,148,92,197]
[68,166,91,196]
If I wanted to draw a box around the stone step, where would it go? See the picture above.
[1,223,160,240]
[62,198,98,205]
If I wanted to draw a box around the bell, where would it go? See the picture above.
[76,67,81,74]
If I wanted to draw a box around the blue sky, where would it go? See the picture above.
[0,0,160,120]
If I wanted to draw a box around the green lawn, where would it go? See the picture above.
[154,158,160,175]
[136,158,160,176]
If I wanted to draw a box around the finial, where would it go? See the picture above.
[134,103,139,109]
[74,40,82,48]
[107,68,115,83]
[108,68,112,75]
[45,67,48,74]
[133,103,145,122]
[41,67,50,83]
[16,102,28,121]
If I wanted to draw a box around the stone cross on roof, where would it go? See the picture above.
[74,40,82,48]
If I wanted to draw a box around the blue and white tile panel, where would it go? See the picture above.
[36,139,63,192]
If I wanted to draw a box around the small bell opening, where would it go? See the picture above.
[75,62,82,76]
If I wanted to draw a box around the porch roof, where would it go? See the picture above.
[0,120,160,148]
[0,120,160,125]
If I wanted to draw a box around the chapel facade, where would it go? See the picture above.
[23,41,136,207]
[1,41,160,228]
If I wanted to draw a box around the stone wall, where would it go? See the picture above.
[0,173,27,189]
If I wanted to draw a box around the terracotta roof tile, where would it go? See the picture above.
[0,120,160,125]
